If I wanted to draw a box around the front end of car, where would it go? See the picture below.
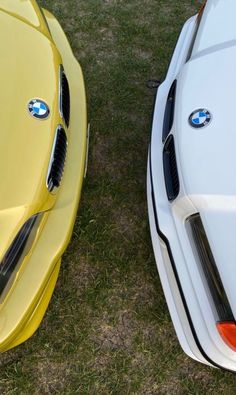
[148,0,236,371]
[0,1,87,351]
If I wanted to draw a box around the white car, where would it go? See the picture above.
[147,0,236,371]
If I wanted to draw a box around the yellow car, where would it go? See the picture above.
[0,1,88,352]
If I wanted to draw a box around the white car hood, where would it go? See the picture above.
[175,46,236,197]
[192,0,236,58]
[174,43,236,316]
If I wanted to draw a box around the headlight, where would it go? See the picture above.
[0,213,42,296]
[187,214,236,351]
[186,213,233,322]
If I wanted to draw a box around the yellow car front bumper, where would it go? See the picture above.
[0,10,87,352]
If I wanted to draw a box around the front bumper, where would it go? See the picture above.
[0,10,87,352]
[147,159,210,366]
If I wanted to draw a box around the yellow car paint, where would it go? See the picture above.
[0,0,51,39]
[0,3,87,352]
[0,11,61,258]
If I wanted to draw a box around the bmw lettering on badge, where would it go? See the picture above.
[189,108,211,128]
[28,99,50,120]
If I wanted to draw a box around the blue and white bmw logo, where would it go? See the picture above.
[189,109,211,128]
[28,99,50,120]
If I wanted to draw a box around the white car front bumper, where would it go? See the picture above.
[147,158,211,366]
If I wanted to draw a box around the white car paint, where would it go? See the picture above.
[148,0,236,371]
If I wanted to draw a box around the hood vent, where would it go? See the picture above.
[163,134,179,201]
[60,66,70,127]
[47,126,68,192]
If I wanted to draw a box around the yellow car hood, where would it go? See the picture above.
[0,0,51,38]
[0,8,62,256]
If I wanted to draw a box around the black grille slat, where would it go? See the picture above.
[60,68,70,127]
[47,126,67,192]
[162,80,176,142]
[163,134,180,201]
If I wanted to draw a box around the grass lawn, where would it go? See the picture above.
[1,0,236,393]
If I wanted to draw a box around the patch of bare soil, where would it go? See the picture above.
[92,310,137,351]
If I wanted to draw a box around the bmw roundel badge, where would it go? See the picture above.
[189,109,211,128]
[28,99,50,120]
